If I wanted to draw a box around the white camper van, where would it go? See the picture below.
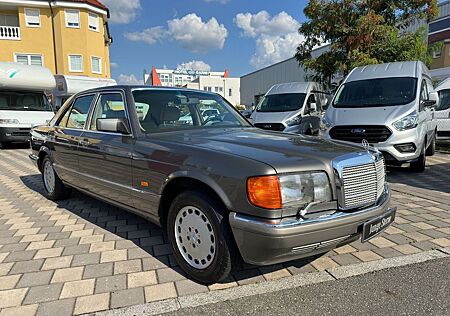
[0,62,56,148]
[433,77,450,143]
[53,75,116,109]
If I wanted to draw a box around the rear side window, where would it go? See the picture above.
[89,93,127,131]
[59,95,95,129]
[437,89,450,111]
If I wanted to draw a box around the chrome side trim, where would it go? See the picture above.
[291,235,352,254]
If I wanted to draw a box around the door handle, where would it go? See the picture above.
[79,138,90,146]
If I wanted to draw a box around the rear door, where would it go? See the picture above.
[51,94,95,185]
[78,91,134,207]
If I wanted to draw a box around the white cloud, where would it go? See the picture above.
[117,74,143,85]
[235,11,304,68]
[177,60,211,71]
[110,62,119,69]
[124,13,228,53]
[102,0,141,24]
[124,26,166,44]
[168,14,228,53]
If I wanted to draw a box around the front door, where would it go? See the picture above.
[78,92,134,208]
[51,94,95,185]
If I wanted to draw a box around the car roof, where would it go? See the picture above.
[78,85,219,96]
[266,82,316,95]
[345,61,429,83]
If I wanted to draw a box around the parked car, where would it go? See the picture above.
[433,77,450,144]
[250,82,329,135]
[0,62,56,148]
[240,109,253,119]
[30,86,395,284]
[179,107,220,124]
[320,61,438,172]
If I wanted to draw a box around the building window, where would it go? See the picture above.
[91,56,101,74]
[219,87,223,92]
[65,10,80,28]
[69,55,83,72]
[215,87,220,92]
[88,13,99,32]
[24,9,40,27]
[229,88,232,97]
[433,50,442,59]
[15,54,43,66]
[0,14,19,26]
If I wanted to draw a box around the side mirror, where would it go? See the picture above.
[427,91,439,108]
[310,102,318,112]
[97,118,131,134]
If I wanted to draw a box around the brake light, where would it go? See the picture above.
[247,176,282,209]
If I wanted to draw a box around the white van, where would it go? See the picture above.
[250,82,329,135]
[53,75,116,109]
[433,77,450,143]
[321,61,438,172]
[0,62,56,148]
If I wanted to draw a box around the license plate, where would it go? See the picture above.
[361,208,396,242]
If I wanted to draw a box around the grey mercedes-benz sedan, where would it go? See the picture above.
[30,86,396,284]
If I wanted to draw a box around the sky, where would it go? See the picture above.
[101,0,309,84]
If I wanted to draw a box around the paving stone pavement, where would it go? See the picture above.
[0,147,449,315]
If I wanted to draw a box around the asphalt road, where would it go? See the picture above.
[162,258,450,316]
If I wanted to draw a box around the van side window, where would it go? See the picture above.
[420,80,428,102]
[89,93,127,131]
[59,95,95,129]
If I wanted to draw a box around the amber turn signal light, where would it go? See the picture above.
[247,176,282,209]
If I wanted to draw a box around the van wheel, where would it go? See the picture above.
[42,156,71,200]
[167,191,238,285]
[426,134,435,156]
[410,143,426,173]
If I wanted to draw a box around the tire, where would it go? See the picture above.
[41,156,71,200]
[167,190,238,285]
[410,142,426,173]
[426,133,436,156]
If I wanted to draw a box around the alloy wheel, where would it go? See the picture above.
[43,160,56,194]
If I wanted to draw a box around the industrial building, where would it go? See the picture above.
[144,66,241,106]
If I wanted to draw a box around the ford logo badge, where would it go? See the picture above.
[351,128,366,134]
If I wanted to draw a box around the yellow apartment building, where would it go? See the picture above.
[0,0,112,78]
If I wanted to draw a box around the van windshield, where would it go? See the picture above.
[333,77,418,108]
[256,93,307,112]
[0,92,53,111]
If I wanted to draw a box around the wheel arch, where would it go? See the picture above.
[158,173,232,227]
[37,146,52,172]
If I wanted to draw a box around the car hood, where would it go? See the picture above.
[251,109,301,124]
[326,102,415,125]
[154,128,363,174]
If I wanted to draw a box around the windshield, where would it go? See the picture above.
[437,89,450,111]
[333,77,418,108]
[256,93,307,112]
[0,91,53,112]
[132,90,250,133]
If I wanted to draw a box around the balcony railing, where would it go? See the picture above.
[0,26,20,40]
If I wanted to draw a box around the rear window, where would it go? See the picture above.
[256,93,307,112]
[0,91,53,111]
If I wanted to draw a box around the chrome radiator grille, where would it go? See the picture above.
[334,152,386,210]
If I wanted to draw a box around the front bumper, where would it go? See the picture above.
[0,126,31,143]
[229,191,394,266]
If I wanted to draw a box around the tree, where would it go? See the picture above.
[295,0,439,90]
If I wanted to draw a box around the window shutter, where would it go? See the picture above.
[88,13,99,31]
[16,55,29,65]
[66,10,80,27]
[30,55,42,66]
[25,9,40,26]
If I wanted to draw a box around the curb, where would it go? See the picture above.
[94,248,449,316]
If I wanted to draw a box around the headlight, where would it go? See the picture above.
[285,115,302,126]
[279,172,332,206]
[0,119,19,125]
[393,111,418,131]
[320,116,332,131]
